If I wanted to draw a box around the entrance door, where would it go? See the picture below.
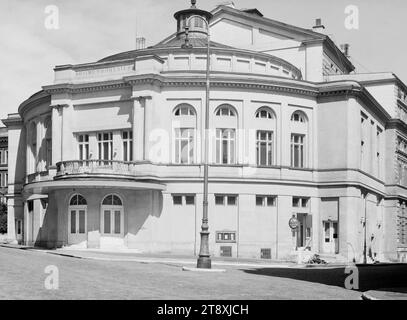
[296,213,312,249]
[68,208,87,245]
[100,194,124,249]
[67,194,88,246]
[322,221,339,254]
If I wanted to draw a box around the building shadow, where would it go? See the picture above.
[242,264,407,292]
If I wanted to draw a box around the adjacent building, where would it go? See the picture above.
[4,1,407,262]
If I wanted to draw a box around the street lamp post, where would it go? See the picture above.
[183,15,212,269]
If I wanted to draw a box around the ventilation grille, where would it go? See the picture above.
[220,246,232,257]
[261,248,271,259]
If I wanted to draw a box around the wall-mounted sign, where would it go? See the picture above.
[289,217,300,230]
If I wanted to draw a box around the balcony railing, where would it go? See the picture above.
[56,160,140,178]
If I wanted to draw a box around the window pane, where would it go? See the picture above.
[113,195,122,206]
[256,196,263,206]
[267,196,275,206]
[293,198,300,207]
[215,195,224,205]
[124,141,128,161]
[227,196,236,206]
[185,195,195,205]
[79,210,85,234]
[173,195,182,205]
[104,210,111,233]
[260,142,267,165]
[114,211,121,234]
[302,198,308,207]
[222,139,228,164]
[181,139,188,163]
[70,211,76,234]
[103,195,113,205]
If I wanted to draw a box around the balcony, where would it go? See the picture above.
[56,160,143,179]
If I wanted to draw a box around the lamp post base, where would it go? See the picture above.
[197,255,212,269]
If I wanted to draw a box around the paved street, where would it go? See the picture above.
[0,246,362,300]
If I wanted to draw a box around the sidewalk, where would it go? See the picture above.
[362,288,407,300]
[0,243,342,268]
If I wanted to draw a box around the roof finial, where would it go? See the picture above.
[191,0,197,8]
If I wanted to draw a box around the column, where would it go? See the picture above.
[23,201,29,245]
[36,119,44,172]
[51,105,62,166]
[7,198,17,244]
[144,96,153,161]
[26,123,32,176]
[132,97,144,162]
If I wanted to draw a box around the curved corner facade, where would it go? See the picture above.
[4,2,407,263]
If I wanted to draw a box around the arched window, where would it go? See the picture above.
[101,194,124,235]
[173,104,196,164]
[291,111,307,123]
[215,104,236,117]
[255,107,274,119]
[70,194,87,206]
[255,107,276,166]
[174,104,196,116]
[290,110,308,168]
[68,194,87,238]
[44,117,52,168]
[102,194,123,206]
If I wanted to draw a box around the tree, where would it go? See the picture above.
[0,203,7,234]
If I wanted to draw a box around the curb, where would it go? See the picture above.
[182,266,226,273]
[361,292,378,300]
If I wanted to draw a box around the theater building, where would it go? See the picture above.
[4,1,407,262]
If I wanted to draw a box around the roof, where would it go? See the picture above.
[99,37,233,62]
[211,5,355,72]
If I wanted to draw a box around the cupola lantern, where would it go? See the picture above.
[174,0,212,37]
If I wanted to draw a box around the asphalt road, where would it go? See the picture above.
[0,246,362,300]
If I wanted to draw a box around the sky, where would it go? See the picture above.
[0,0,406,124]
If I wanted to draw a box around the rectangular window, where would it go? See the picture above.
[172,195,196,206]
[185,195,195,205]
[70,211,76,234]
[172,195,183,205]
[79,210,85,234]
[114,211,121,234]
[0,149,7,165]
[216,129,236,165]
[227,195,237,206]
[256,195,276,207]
[293,197,308,208]
[174,128,194,164]
[256,131,273,166]
[122,131,133,162]
[98,132,113,162]
[215,195,224,205]
[78,134,90,161]
[291,134,305,168]
[216,231,237,243]
[104,210,111,234]
[215,195,237,206]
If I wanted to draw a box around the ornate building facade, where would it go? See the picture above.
[4,1,407,262]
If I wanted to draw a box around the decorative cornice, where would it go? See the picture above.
[43,80,130,95]
[2,113,23,128]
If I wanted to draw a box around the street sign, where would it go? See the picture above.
[289,217,300,230]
